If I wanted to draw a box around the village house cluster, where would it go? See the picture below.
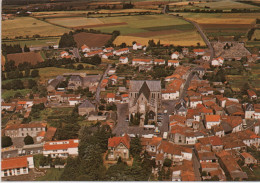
[2,34,260,181]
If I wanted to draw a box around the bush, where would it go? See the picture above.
[2,136,13,148]
[24,135,34,145]
[163,158,172,167]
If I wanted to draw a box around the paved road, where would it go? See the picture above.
[94,64,111,105]
[72,48,81,61]
[113,103,129,136]
[169,14,215,62]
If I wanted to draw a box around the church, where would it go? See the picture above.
[129,80,162,126]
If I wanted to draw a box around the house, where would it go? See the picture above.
[182,48,189,55]
[78,100,96,116]
[154,59,165,65]
[68,75,82,90]
[189,98,203,109]
[141,136,162,157]
[211,57,224,67]
[198,151,218,163]
[121,94,129,103]
[69,98,83,106]
[202,53,211,61]
[101,79,109,90]
[240,152,257,165]
[129,80,161,125]
[107,134,130,160]
[60,51,69,58]
[1,103,16,112]
[119,56,128,64]
[168,60,180,67]
[102,52,113,59]
[216,151,248,180]
[5,123,47,138]
[113,48,129,56]
[222,116,243,133]
[107,93,116,103]
[103,47,114,53]
[162,89,179,100]
[1,156,34,177]
[108,68,116,75]
[245,103,255,119]
[171,51,180,59]
[81,44,90,52]
[205,115,221,129]
[42,127,57,142]
[132,58,153,65]
[47,76,64,92]
[43,139,79,158]
[133,43,143,50]
[84,50,103,57]
[247,89,257,100]
[109,75,118,85]
[193,49,205,56]
[172,160,196,181]
[174,100,187,116]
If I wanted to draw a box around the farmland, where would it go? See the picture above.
[175,12,258,39]
[6,52,44,66]
[73,32,112,48]
[2,17,70,39]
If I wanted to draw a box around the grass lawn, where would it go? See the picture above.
[2,17,70,39]
[2,89,31,100]
[36,168,64,181]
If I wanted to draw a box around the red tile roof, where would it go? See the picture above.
[168,60,179,63]
[107,93,115,98]
[5,123,47,130]
[193,49,205,53]
[43,139,79,151]
[108,134,130,149]
[205,115,220,122]
[121,94,129,98]
[109,75,118,80]
[247,89,257,97]
[2,156,32,170]
[132,58,152,62]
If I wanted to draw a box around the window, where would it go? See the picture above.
[17,168,20,175]
[23,167,27,173]
[22,133,24,136]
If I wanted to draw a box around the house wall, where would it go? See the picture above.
[232,124,242,133]
[1,167,28,177]
[5,127,46,138]
[162,92,179,100]
[108,144,129,160]
[245,111,255,119]
[206,121,220,129]
[170,133,186,144]
[78,107,95,116]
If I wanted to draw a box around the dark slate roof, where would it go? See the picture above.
[129,80,161,92]
[220,122,232,133]
[49,79,60,88]
[246,103,254,111]
[175,102,187,112]
[78,100,95,108]
[70,76,82,82]
[138,81,150,100]
[82,75,101,83]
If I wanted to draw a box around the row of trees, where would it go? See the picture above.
[2,69,39,80]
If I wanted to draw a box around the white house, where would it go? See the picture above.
[81,44,90,52]
[162,89,179,100]
[168,60,180,67]
[69,98,83,106]
[103,47,114,53]
[106,93,115,103]
[189,99,203,108]
[132,58,153,65]
[133,43,142,50]
[102,52,113,59]
[193,49,205,56]
[113,48,129,56]
[154,59,165,65]
[1,156,34,177]
[205,115,221,129]
[211,57,224,67]
[119,57,128,64]
[43,139,79,158]
[171,52,180,59]
[60,51,69,58]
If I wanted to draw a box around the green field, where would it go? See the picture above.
[38,67,104,82]
[2,37,60,47]
[2,17,70,39]
[46,17,104,27]
[2,89,31,100]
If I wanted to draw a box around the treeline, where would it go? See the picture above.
[2,78,37,90]
[2,67,39,80]
[81,54,101,65]
[59,31,76,48]
[2,44,31,56]
[105,30,120,47]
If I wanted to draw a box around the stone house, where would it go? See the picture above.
[78,100,96,116]
[107,134,130,160]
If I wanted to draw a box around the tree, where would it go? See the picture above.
[2,136,13,148]
[29,93,34,99]
[28,79,37,89]
[24,135,34,145]
[163,158,172,167]
[77,64,84,70]
[25,69,30,77]
[59,32,76,48]
[24,44,30,52]
[130,136,142,157]
[31,69,39,77]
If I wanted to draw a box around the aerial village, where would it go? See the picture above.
[1,0,260,181]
